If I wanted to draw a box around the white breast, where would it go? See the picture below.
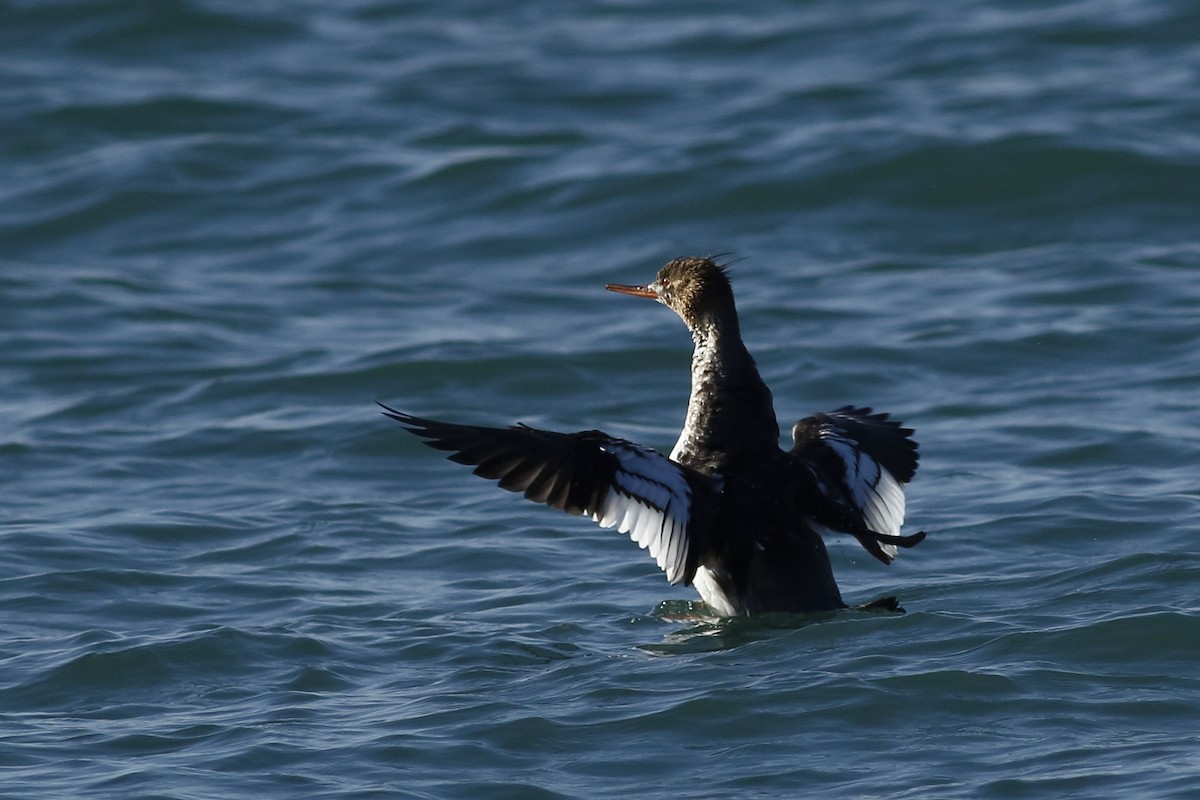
[692,565,739,617]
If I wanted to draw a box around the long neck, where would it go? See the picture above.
[670,315,779,471]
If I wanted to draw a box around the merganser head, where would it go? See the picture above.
[606,256,737,330]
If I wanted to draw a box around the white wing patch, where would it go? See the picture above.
[825,436,907,556]
[589,441,692,584]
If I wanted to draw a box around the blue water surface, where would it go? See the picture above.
[3,1,1200,798]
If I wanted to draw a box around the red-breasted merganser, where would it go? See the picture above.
[381,256,925,616]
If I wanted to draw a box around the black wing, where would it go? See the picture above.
[790,406,924,564]
[379,403,719,585]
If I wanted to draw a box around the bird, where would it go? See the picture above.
[380,256,925,616]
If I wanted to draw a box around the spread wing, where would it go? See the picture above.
[790,406,924,564]
[379,404,718,585]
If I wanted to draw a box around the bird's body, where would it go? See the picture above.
[382,257,924,616]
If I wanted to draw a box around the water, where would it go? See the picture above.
[4,1,1200,797]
